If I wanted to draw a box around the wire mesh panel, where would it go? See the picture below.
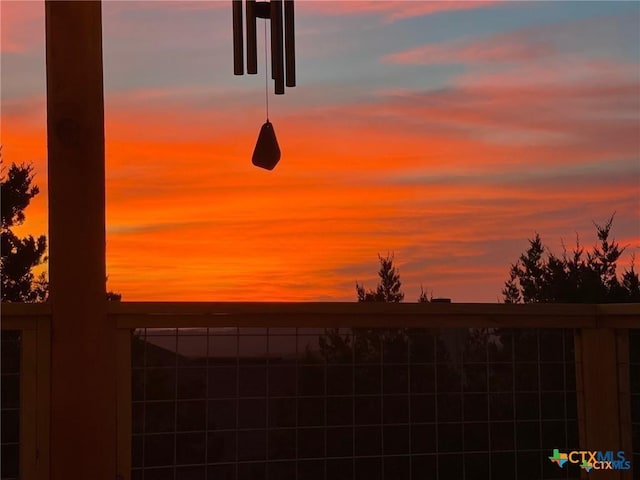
[131,327,579,480]
[631,329,640,472]
[1,330,21,480]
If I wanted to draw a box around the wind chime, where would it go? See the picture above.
[232,0,296,170]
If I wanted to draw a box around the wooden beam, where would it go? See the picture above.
[5,299,636,326]
[36,317,51,480]
[20,328,37,480]
[108,301,603,328]
[116,329,132,480]
[108,300,604,317]
[575,328,631,480]
[0,317,41,331]
[45,2,115,479]
[0,303,51,316]
[113,312,596,329]
[616,329,633,480]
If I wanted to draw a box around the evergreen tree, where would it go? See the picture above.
[1,153,121,302]
[356,253,404,302]
[503,215,639,303]
[418,285,430,303]
[1,161,47,302]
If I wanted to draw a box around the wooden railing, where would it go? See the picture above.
[2,301,638,480]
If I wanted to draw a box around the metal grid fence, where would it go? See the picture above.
[131,327,579,480]
[1,330,21,480]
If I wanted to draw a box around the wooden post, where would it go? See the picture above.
[20,327,37,480]
[45,2,115,479]
[616,329,633,480]
[36,317,51,480]
[575,328,632,480]
[116,329,133,480]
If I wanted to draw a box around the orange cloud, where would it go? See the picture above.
[3,3,638,303]
[99,93,637,302]
[5,78,637,302]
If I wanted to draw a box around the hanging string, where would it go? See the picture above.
[263,19,269,121]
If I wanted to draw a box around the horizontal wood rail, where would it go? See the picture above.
[2,301,638,329]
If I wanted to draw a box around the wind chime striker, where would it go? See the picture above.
[232,0,296,170]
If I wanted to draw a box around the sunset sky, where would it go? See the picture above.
[2,0,639,302]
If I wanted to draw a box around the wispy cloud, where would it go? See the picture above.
[384,34,553,65]
[384,12,639,67]
[299,0,500,22]
[2,1,638,302]
[0,1,43,54]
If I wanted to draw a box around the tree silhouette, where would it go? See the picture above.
[418,285,430,303]
[1,153,121,302]
[503,215,639,303]
[317,254,407,362]
[107,290,122,301]
[1,160,47,302]
[356,253,404,302]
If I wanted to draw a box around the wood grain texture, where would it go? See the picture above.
[45,1,115,478]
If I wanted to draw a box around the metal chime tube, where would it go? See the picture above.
[270,0,284,94]
[232,0,244,75]
[246,0,258,74]
[284,0,296,87]
[233,0,294,90]
[231,0,296,169]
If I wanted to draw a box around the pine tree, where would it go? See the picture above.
[418,285,430,303]
[1,161,47,302]
[503,215,639,303]
[1,153,122,302]
[356,253,404,302]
